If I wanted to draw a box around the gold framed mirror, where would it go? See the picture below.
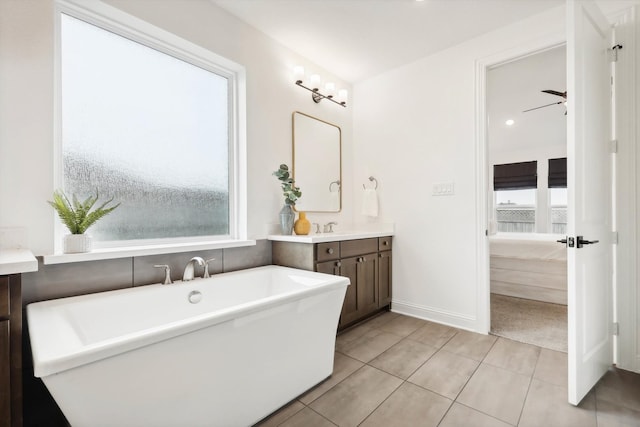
[292,111,342,212]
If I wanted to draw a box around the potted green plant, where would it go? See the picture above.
[273,164,301,235]
[48,190,120,253]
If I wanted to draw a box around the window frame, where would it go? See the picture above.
[491,158,566,236]
[52,0,248,256]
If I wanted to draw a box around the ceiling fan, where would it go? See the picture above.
[523,89,567,113]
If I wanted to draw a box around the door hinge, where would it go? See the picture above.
[610,139,618,154]
[612,231,619,244]
[608,44,623,62]
[613,322,619,336]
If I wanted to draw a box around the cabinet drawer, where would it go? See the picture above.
[341,238,378,258]
[317,242,340,262]
[378,236,392,251]
[0,278,8,318]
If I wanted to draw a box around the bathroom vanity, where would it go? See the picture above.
[270,232,392,329]
[0,249,38,427]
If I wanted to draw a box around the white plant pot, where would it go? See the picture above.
[64,234,92,254]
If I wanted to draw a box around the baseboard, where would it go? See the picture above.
[391,299,481,333]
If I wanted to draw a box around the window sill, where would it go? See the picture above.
[42,239,256,265]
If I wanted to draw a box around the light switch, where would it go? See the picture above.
[432,182,455,196]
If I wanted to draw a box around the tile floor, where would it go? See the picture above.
[256,312,640,427]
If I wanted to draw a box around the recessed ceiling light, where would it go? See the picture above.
[505,119,515,126]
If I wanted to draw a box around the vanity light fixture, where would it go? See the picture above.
[294,65,347,107]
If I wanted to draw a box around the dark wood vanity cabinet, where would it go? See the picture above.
[273,236,392,329]
[0,275,22,427]
[378,237,392,308]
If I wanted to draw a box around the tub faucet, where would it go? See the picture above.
[153,264,173,285]
[203,258,216,278]
[183,257,205,281]
[323,222,338,233]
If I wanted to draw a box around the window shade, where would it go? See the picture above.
[493,161,537,190]
[548,157,567,188]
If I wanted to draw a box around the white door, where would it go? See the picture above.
[566,0,613,405]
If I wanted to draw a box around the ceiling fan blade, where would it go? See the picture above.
[523,101,563,113]
[541,89,567,98]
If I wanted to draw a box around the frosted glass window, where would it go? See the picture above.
[61,14,231,242]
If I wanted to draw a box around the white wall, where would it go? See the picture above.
[354,0,640,374]
[353,7,568,331]
[0,0,353,255]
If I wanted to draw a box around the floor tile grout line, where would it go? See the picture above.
[304,360,369,407]
[451,401,519,427]
[354,378,404,427]
[305,405,339,427]
[434,399,456,427]
[366,337,440,380]
[446,335,500,405]
[514,369,535,426]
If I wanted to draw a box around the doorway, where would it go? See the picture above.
[486,46,568,352]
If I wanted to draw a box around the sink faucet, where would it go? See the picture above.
[183,256,205,281]
[323,222,338,233]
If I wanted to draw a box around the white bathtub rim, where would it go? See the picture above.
[28,265,349,378]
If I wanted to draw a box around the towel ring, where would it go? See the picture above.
[329,180,341,192]
[363,176,378,190]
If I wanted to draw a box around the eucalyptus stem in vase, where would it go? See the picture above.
[273,164,301,235]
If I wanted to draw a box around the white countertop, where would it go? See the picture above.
[268,229,393,244]
[0,248,38,275]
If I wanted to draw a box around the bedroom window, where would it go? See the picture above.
[58,10,245,247]
[493,161,537,233]
[548,158,567,234]
[492,158,567,235]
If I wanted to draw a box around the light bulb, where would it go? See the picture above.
[337,89,348,104]
[505,119,515,126]
[325,82,336,97]
[310,74,321,90]
[293,66,305,83]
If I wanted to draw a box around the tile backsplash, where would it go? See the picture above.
[21,240,272,305]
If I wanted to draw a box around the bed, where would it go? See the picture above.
[490,237,567,305]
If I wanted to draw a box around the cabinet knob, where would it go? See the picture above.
[336,261,341,267]
[327,248,334,254]
[357,257,366,263]
[383,240,389,246]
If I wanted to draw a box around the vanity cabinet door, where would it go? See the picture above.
[0,320,10,427]
[358,254,379,316]
[378,251,392,308]
[338,254,378,328]
[338,257,359,327]
[317,260,341,276]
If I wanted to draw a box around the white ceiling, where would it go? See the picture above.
[488,46,567,154]
[211,0,563,83]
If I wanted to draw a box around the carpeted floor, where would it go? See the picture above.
[490,294,567,353]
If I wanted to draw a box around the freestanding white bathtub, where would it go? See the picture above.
[27,265,349,427]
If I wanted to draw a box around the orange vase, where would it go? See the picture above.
[294,211,311,235]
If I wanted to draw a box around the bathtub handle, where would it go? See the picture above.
[203,258,216,278]
[153,265,173,285]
